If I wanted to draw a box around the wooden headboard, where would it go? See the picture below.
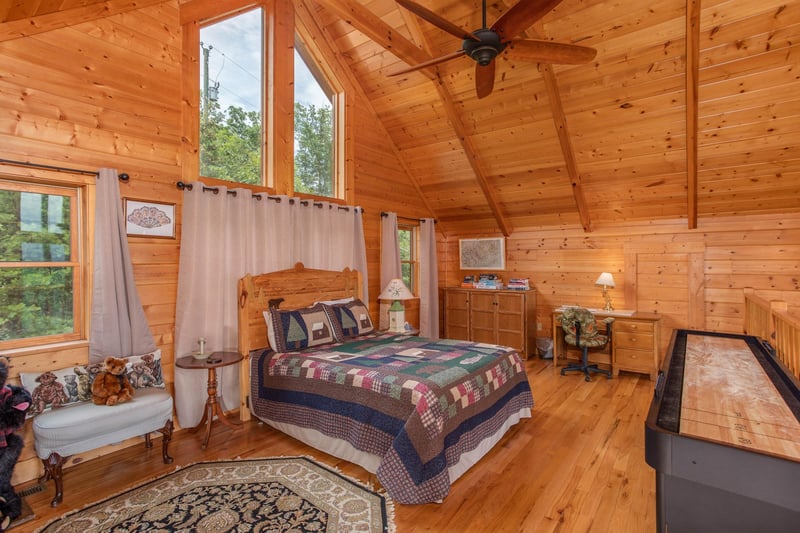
[236,262,363,420]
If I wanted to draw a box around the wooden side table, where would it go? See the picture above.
[175,351,243,449]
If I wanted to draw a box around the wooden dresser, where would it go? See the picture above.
[552,309,661,380]
[444,287,537,359]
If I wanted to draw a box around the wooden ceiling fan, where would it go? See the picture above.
[389,0,597,98]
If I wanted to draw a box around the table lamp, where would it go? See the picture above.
[595,272,616,311]
[379,278,414,333]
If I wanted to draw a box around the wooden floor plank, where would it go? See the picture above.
[16,358,657,532]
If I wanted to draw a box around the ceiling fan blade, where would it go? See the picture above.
[475,61,495,99]
[492,0,566,41]
[387,49,466,77]
[396,0,479,41]
[506,39,596,64]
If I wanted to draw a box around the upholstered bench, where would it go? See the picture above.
[22,351,174,507]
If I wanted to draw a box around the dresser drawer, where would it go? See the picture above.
[615,348,653,371]
[614,320,654,335]
[614,331,654,350]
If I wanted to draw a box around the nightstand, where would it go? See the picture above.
[175,351,243,449]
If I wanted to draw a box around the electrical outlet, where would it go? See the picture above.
[536,322,542,331]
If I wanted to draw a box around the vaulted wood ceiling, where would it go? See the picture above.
[311,0,800,236]
[4,0,797,237]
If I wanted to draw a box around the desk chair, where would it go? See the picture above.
[559,307,614,382]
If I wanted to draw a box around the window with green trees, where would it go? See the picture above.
[0,180,82,348]
[197,9,344,199]
[399,224,418,294]
[294,37,336,197]
[199,9,264,185]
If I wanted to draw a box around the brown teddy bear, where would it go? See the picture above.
[91,357,135,406]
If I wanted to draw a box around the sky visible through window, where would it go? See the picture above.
[200,10,330,115]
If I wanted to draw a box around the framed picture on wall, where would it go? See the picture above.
[459,237,505,270]
[124,199,176,238]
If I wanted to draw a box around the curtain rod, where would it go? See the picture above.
[381,212,436,223]
[176,181,364,213]
[0,158,129,181]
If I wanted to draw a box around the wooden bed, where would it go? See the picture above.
[236,263,534,504]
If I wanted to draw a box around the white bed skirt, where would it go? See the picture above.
[256,406,532,489]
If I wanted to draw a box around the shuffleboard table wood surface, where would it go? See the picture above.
[681,335,800,462]
[645,329,800,533]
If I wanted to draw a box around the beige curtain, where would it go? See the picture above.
[89,168,155,362]
[379,212,402,329]
[419,218,439,338]
[174,184,367,427]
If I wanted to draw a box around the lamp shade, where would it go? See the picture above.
[379,278,414,300]
[595,272,616,288]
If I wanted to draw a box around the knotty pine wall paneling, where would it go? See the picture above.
[1,0,432,486]
[0,2,184,485]
[439,213,800,364]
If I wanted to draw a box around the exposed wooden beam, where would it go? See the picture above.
[0,0,166,42]
[402,2,511,236]
[312,0,436,81]
[314,0,510,235]
[686,0,701,229]
[180,0,260,25]
[430,79,512,236]
[540,63,593,233]
[268,0,295,194]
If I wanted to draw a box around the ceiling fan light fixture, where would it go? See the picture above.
[471,45,498,65]
[463,29,505,66]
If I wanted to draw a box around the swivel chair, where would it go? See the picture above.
[559,307,614,382]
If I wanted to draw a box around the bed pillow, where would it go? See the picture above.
[265,303,336,352]
[19,349,164,416]
[323,299,375,341]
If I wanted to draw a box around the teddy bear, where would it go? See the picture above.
[29,371,69,416]
[128,361,156,389]
[74,362,104,402]
[91,356,135,406]
[0,356,32,531]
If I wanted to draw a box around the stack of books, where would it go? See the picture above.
[460,275,475,288]
[476,273,503,289]
[507,278,530,290]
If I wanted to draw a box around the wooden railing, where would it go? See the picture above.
[744,288,800,380]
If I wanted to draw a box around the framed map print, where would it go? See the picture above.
[124,199,176,238]
[459,237,505,270]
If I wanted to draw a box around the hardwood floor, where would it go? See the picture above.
[16,358,657,532]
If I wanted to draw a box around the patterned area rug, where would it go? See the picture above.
[38,457,394,532]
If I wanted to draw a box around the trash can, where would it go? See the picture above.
[536,337,554,359]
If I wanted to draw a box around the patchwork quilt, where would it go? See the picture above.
[250,332,534,504]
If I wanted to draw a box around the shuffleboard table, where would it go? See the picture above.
[645,329,800,533]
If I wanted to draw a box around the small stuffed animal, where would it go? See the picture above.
[91,357,135,406]
[0,356,32,531]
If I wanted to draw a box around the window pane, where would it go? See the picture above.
[398,229,412,261]
[401,263,413,292]
[0,267,75,341]
[0,189,71,262]
[294,43,334,197]
[199,9,264,185]
[1,183,78,344]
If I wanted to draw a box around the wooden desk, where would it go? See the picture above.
[552,309,661,380]
[175,351,243,449]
